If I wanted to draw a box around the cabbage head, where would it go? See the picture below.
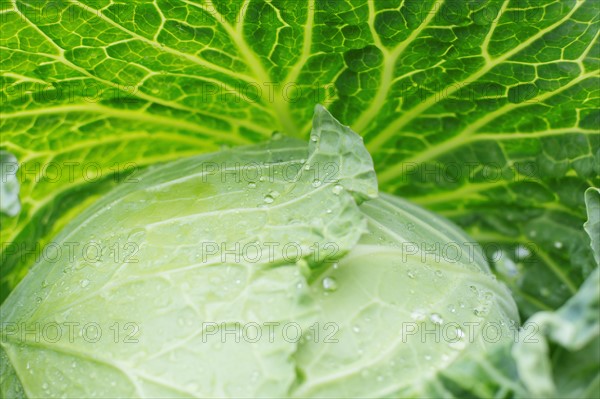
[1,106,518,398]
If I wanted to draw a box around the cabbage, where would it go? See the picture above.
[0,107,519,398]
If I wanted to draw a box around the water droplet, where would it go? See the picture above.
[424,355,432,361]
[41,382,48,390]
[473,306,487,316]
[352,326,361,333]
[447,304,456,313]
[407,270,416,279]
[41,280,49,288]
[80,279,90,288]
[325,209,332,214]
[553,241,563,249]
[322,276,338,292]
[332,262,339,269]
[263,194,274,204]
[248,182,256,188]
[410,309,426,321]
[435,270,443,277]
[332,184,343,195]
[312,179,322,187]
[269,190,280,198]
[35,297,42,304]
[430,313,443,325]
[515,245,530,259]
[310,135,318,142]
[304,164,310,170]
[458,301,465,308]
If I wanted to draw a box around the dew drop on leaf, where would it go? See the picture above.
[322,276,338,292]
[430,313,443,324]
[410,309,426,321]
[263,194,274,204]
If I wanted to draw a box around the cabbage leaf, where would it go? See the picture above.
[1,107,521,398]
[1,1,598,314]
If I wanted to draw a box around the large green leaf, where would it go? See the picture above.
[1,0,599,312]
[0,107,381,398]
[0,107,523,397]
